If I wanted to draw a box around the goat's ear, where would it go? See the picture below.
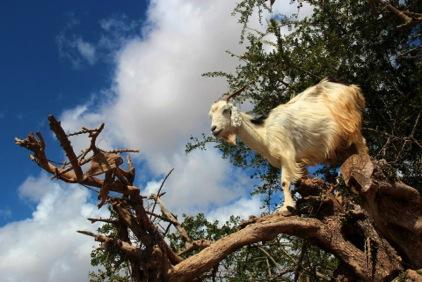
[222,132,237,145]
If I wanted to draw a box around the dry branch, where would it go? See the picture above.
[48,115,84,180]
[151,195,191,243]
[77,230,140,260]
[149,169,174,219]
[87,217,119,224]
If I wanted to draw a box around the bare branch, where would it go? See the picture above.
[48,115,84,180]
[77,230,139,260]
[257,246,283,270]
[67,127,99,137]
[87,217,119,224]
[151,195,192,243]
[150,168,174,219]
[105,148,140,154]
[145,211,179,225]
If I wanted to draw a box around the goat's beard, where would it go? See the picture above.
[221,131,237,145]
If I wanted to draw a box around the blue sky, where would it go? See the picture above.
[0,1,147,224]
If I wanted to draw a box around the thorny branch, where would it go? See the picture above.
[149,168,174,220]
[48,115,84,180]
[365,111,422,162]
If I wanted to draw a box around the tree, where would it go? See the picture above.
[16,0,421,281]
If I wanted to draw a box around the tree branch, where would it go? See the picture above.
[168,216,321,281]
[149,169,174,219]
[371,0,422,27]
[77,230,140,260]
[48,115,84,180]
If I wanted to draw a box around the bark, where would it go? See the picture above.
[403,269,422,282]
[341,154,422,268]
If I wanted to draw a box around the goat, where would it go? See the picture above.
[209,79,368,213]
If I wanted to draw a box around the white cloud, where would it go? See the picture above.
[57,34,97,68]
[271,0,313,19]
[207,197,262,224]
[56,0,313,216]
[98,15,143,53]
[57,14,144,68]
[58,0,256,218]
[76,38,96,65]
[0,174,108,282]
[108,0,247,170]
[18,173,59,202]
[142,147,252,215]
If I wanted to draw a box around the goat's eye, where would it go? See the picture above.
[223,108,231,115]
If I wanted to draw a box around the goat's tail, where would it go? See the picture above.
[347,84,368,155]
[348,84,366,112]
[323,81,368,157]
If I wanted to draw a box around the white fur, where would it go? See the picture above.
[209,79,368,213]
[230,105,242,128]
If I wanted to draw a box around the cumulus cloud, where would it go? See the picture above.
[58,0,255,216]
[18,173,59,202]
[142,147,253,215]
[76,38,96,65]
[57,33,97,67]
[108,0,247,170]
[207,197,262,223]
[0,174,108,282]
[57,14,144,68]
[97,15,143,53]
[56,0,314,216]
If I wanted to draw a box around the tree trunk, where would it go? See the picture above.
[341,154,422,268]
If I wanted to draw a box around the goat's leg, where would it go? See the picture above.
[277,168,296,214]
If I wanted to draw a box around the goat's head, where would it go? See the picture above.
[208,86,246,145]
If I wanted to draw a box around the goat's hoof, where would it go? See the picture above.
[276,206,296,216]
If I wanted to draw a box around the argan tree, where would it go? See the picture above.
[16,0,421,281]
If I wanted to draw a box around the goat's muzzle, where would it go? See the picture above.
[211,126,221,137]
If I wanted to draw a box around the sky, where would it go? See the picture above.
[0,0,312,280]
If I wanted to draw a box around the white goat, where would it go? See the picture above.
[209,79,368,213]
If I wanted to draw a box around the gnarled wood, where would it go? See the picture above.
[342,154,422,268]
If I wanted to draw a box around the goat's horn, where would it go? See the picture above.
[222,84,249,101]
